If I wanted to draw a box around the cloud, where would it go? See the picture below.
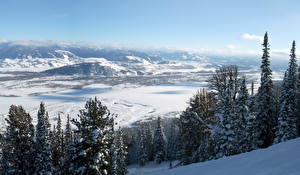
[226,44,237,49]
[240,33,263,42]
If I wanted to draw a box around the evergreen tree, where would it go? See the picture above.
[67,97,114,175]
[179,89,216,165]
[1,105,35,175]
[166,121,180,161]
[64,115,73,152]
[248,81,256,113]
[209,65,240,158]
[214,87,237,158]
[52,115,64,174]
[275,41,298,143]
[179,111,203,164]
[137,127,148,166]
[153,117,166,164]
[256,32,277,148]
[143,124,154,161]
[235,77,251,152]
[34,102,52,175]
[111,129,127,175]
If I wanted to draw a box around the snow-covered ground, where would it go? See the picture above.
[0,77,204,129]
[129,138,300,175]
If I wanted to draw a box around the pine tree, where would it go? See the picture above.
[209,65,240,158]
[248,81,256,113]
[64,115,73,151]
[179,111,203,164]
[179,89,216,164]
[153,117,166,164]
[235,77,251,152]
[144,124,154,161]
[256,32,277,148]
[214,87,237,158]
[111,129,127,175]
[166,121,180,161]
[34,102,52,175]
[275,41,298,143]
[1,105,35,174]
[137,127,148,166]
[52,114,64,174]
[67,97,114,175]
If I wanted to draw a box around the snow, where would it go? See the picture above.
[0,80,204,128]
[137,138,300,175]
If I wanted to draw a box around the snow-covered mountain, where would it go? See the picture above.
[129,138,300,175]
[0,40,286,75]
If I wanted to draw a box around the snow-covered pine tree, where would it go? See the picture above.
[153,117,166,164]
[67,97,114,175]
[275,41,298,143]
[111,129,128,175]
[235,77,251,152]
[166,120,180,161]
[209,65,240,158]
[144,123,154,161]
[214,86,237,158]
[248,81,256,113]
[179,89,216,165]
[1,105,35,174]
[34,102,52,175]
[179,111,203,164]
[137,127,148,166]
[256,32,277,148]
[52,114,64,174]
[62,115,73,174]
[64,115,73,152]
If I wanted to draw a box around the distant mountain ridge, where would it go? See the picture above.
[0,41,163,63]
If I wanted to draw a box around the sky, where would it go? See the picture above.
[0,0,300,54]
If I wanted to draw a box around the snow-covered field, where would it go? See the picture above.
[0,75,205,129]
[128,138,300,175]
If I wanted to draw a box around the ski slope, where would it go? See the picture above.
[130,138,300,175]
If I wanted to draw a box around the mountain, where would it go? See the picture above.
[137,138,300,175]
[0,40,287,74]
[0,41,163,63]
[42,59,135,76]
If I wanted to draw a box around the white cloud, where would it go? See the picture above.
[240,33,263,42]
[226,44,237,49]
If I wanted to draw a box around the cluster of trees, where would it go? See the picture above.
[0,98,127,175]
[178,32,300,165]
[127,32,300,167]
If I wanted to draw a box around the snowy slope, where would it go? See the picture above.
[133,138,300,175]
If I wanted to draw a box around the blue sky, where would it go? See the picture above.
[0,0,299,53]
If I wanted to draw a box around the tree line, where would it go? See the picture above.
[0,98,127,175]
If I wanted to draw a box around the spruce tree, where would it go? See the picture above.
[153,117,166,164]
[235,77,251,152]
[52,115,64,174]
[137,127,148,166]
[275,41,298,143]
[67,97,114,175]
[64,115,73,150]
[209,65,240,158]
[34,102,52,175]
[2,105,35,174]
[111,129,127,175]
[256,32,277,148]
[166,121,180,161]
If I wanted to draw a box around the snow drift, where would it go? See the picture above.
[136,138,300,175]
